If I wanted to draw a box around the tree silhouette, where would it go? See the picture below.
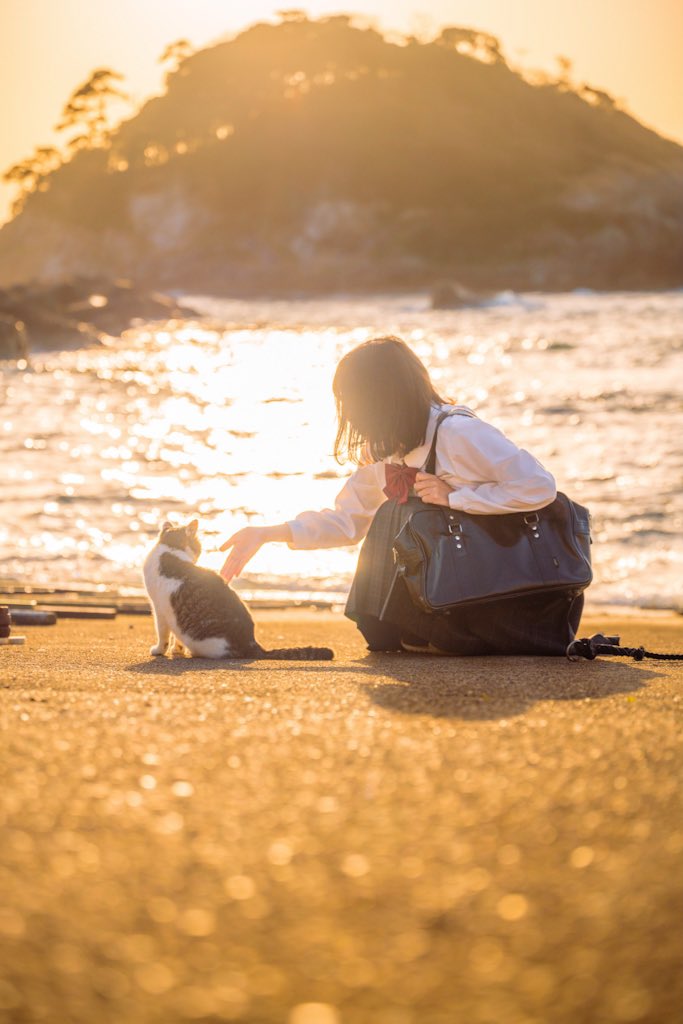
[436,27,505,64]
[55,68,129,151]
[159,39,193,71]
[555,55,573,87]
[580,84,618,110]
[1,14,680,289]
[277,10,309,23]
[2,146,61,214]
[3,69,129,218]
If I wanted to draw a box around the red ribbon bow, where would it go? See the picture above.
[383,463,418,504]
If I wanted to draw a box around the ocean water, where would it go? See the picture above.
[1,290,682,610]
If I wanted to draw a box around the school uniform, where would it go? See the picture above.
[287,404,583,654]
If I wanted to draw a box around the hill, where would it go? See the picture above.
[1,14,682,293]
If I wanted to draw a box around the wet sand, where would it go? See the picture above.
[1,610,682,1023]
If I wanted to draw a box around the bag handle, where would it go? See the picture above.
[424,408,473,474]
[424,412,452,475]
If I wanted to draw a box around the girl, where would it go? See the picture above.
[220,336,583,655]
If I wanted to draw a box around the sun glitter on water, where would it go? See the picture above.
[53,318,361,599]
[2,289,682,608]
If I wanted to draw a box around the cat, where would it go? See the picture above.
[143,519,333,661]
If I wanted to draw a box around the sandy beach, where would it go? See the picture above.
[0,609,681,1023]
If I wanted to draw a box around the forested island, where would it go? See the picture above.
[1,12,682,295]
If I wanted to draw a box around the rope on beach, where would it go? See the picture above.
[566,633,683,662]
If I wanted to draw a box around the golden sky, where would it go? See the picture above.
[1,0,682,225]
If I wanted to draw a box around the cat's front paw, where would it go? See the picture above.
[150,644,167,656]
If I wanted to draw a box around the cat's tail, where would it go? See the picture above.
[256,646,334,661]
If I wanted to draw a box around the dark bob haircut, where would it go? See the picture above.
[333,336,447,464]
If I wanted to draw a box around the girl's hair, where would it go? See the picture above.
[333,336,447,464]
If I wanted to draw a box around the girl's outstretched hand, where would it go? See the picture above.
[414,471,452,507]
[219,523,292,582]
[219,527,267,582]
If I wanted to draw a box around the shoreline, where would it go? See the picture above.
[2,584,681,650]
[2,582,682,622]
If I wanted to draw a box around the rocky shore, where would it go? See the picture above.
[0,276,198,358]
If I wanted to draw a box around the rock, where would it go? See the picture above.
[0,314,28,360]
[430,280,492,310]
[0,276,199,356]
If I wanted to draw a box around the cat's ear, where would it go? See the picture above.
[161,520,172,532]
[187,519,199,535]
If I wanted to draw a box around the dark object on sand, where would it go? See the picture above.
[113,600,151,615]
[566,632,683,662]
[0,605,11,639]
[36,605,117,620]
[8,609,57,626]
[35,595,149,615]
[1,587,152,616]
[0,604,26,645]
[430,280,492,310]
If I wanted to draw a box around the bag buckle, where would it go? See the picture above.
[524,512,541,539]
[447,520,464,549]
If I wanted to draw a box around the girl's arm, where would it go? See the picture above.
[438,417,557,514]
[285,463,386,549]
[219,464,386,580]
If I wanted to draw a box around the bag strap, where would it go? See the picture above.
[566,633,683,662]
[423,407,473,475]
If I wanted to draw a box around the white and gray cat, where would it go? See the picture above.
[143,520,333,661]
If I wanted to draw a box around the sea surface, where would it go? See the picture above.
[1,290,682,610]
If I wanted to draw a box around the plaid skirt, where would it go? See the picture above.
[345,498,584,656]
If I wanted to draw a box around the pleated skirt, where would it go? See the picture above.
[345,498,584,656]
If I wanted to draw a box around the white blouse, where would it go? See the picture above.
[287,404,557,550]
